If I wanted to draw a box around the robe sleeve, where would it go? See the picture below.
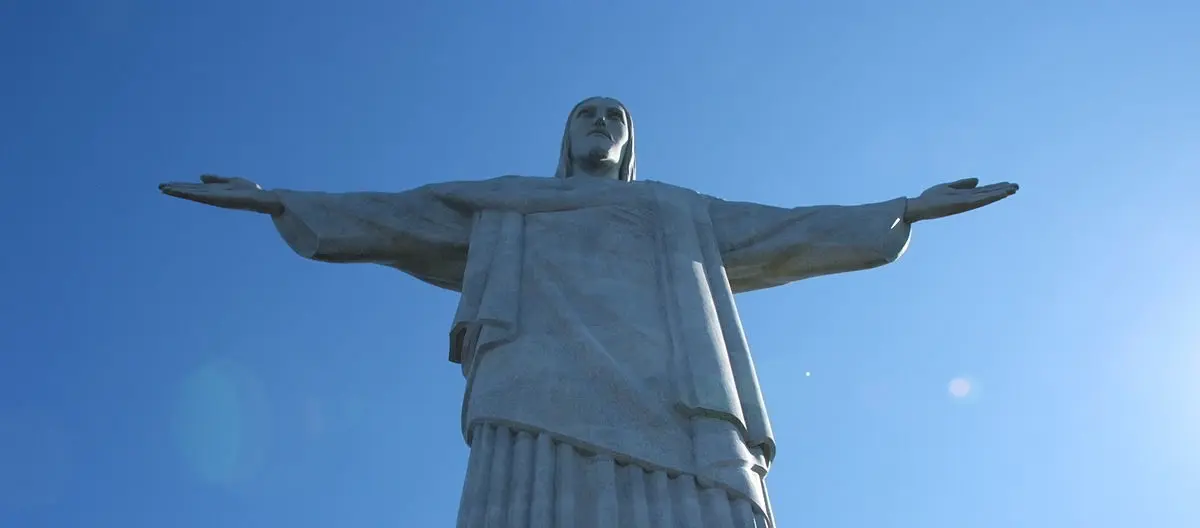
[708,195,912,293]
[269,185,472,291]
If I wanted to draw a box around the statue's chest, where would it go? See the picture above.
[526,192,659,250]
[520,201,663,297]
[512,200,674,374]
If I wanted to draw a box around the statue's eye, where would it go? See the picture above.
[607,109,623,121]
[577,107,594,118]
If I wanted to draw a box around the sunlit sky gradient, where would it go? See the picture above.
[2,1,1198,526]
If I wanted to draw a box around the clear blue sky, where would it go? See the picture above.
[1,1,1197,526]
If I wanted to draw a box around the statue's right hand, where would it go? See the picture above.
[159,174,283,215]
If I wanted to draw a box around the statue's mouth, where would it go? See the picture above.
[589,129,612,140]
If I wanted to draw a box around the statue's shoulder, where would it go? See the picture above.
[487,174,566,187]
[637,179,706,200]
[443,176,705,203]
[432,174,552,188]
[638,179,681,189]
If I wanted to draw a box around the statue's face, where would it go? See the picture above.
[567,97,629,174]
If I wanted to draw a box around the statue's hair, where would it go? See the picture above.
[554,97,636,182]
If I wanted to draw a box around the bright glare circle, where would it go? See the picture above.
[948,378,972,398]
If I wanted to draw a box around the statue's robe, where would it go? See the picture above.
[271,175,911,528]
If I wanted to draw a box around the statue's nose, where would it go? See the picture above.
[593,116,605,127]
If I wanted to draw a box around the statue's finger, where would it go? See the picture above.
[161,182,208,192]
[972,192,1011,207]
[160,184,218,201]
[200,174,229,184]
[978,184,1018,197]
[969,183,1010,194]
[229,177,262,190]
[159,183,188,195]
[160,187,190,200]
[947,177,979,190]
[160,185,197,199]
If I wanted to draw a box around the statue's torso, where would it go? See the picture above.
[463,190,694,470]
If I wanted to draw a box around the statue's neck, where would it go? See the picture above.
[570,159,620,181]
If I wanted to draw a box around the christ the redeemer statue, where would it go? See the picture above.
[159,96,1018,528]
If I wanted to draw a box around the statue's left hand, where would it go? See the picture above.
[903,178,1018,223]
[159,175,284,215]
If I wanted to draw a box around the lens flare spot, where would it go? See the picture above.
[948,377,973,398]
[172,359,270,489]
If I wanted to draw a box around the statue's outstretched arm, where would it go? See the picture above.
[159,174,472,290]
[709,178,1017,292]
[710,196,911,292]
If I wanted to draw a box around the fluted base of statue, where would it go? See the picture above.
[457,422,774,528]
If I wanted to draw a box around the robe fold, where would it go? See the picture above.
[271,175,911,527]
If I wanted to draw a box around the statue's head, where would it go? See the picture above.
[555,96,636,181]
